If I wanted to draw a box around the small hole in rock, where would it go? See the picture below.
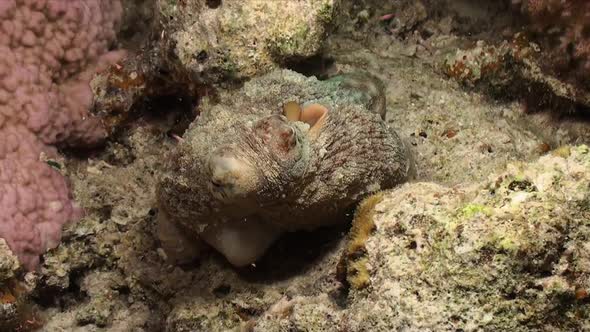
[98,205,113,221]
[504,291,517,300]
[194,50,208,63]
[284,55,335,79]
[213,284,231,298]
[508,179,537,192]
[206,0,221,9]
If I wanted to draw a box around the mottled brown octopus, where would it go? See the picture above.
[156,69,412,267]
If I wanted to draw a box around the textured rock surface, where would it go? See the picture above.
[37,125,172,331]
[157,0,339,82]
[0,0,125,270]
[513,0,590,88]
[90,0,339,136]
[443,35,590,114]
[41,271,150,332]
[0,239,19,282]
[437,1,590,114]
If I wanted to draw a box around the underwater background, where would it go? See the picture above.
[0,0,589,331]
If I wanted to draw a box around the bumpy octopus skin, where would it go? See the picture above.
[156,70,412,267]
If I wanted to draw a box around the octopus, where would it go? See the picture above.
[156,69,413,267]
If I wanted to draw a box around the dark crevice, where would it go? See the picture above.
[206,0,221,9]
[236,208,354,283]
[283,55,336,79]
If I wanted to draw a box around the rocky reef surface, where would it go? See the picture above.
[156,0,338,82]
[1,0,590,331]
[336,145,590,331]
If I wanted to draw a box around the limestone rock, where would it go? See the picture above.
[157,0,339,82]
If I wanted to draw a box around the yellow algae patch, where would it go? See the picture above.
[341,192,385,290]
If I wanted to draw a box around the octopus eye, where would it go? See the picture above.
[278,126,297,153]
[254,115,298,155]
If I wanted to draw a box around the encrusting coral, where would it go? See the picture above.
[339,145,590,331]
[0,0,125,270]
[156,0,339,82]
[513,0,590,87]
[156,69,412,267]
[442,36,590,112]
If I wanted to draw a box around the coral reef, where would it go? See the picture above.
[0,242,40,332]
[34,34,560,328]
[0,276,42,332]
[156,0,339,83]
[442,1,590,114]
[90,0,339,137]
[442,35,590,111]
[0,0,125,270]
[41,271,150,331]
[11,1,590,330]
[513,0,590,88]
[37,125,172,331]
[442,35,590,144]
[339,145,590,331]
[157,69,411,267]
[31,32,555,329]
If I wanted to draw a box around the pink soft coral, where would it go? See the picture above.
[0,0,125,270]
